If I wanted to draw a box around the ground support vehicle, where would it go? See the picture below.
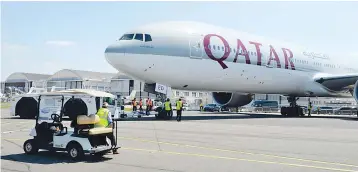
[23,90,120,160]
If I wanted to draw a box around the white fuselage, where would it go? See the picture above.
[104,21,358,97]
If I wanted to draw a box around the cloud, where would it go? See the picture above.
[45,40,76,47]
[1,42,30,51]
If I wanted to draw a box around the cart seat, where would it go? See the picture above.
[88,127,113,135]
[77,114,100,125]
[75,115,112,135]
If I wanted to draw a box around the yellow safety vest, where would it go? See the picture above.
[176,100,182,110]
[164,102,171,111]
[95,108,109,127]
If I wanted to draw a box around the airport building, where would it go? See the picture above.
[1,70,213,108]
[47,69,116,92]
[110,73,212,108]
[2,72,51,93]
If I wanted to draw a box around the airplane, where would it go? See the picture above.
[104,21,358,117]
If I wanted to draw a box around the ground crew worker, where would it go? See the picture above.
[139,98,143,112]
[200,102,204,111]
[176,98,183,122]
[308,102,312,116]
[95,102,119,154]
[132,98,137,113]
[149,99,153,110]
[145,98,150,115]
[146,98,152,115]
[317,106,320,115]
[164,98,172,118]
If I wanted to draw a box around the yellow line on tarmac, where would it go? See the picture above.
[118,136,358,168]
[122,147,357,172]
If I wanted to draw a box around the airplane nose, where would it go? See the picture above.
[105,43,120,54]
[105,43,122,65]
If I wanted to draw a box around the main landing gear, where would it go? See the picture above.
[280,96,305,117]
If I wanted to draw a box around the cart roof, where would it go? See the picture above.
[39,89,116,98]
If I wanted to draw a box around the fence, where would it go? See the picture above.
[237,107,358,116]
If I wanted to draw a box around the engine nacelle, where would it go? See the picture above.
[353,80,358,103]
[212,92,253,107]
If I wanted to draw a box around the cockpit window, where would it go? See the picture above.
[134,33,143,41]
[119,33,152,42]
[119,34,134,40]
[145,34,152,42]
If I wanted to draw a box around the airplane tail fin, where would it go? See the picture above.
[129,90,137,100]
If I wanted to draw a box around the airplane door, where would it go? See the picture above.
[189,34,203,59]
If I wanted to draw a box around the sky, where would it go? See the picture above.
[1,1,358,81]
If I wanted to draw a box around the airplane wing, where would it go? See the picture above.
[313,73,358,92]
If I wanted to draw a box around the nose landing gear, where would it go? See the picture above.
[280,96,304,117]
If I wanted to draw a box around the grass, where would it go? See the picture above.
[0,102,11,109]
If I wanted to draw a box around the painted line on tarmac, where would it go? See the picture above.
[122,147,357,172]
[1,129,30,134]
[1,138,356,172]
[1,121,32,125]
[2,138,26,141]
[118,136,358,168]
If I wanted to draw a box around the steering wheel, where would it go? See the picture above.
[51,114,62,123]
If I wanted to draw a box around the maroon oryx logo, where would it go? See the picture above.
[203,34,231,69]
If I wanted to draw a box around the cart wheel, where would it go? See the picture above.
[67,142,84,161]
[138,115,142,118]
[23,139,39,154]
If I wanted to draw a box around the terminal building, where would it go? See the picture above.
[1,69,356,107]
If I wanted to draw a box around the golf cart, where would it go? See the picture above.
[23,89,120,160]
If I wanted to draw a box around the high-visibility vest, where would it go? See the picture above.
[176,100,182,110]
[139,101,143,106]
[149,100,152,106]
[164,101,171,111]
[132,100,137,106]
[95,108,109,127]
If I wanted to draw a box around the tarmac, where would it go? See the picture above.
[1,108,358,172]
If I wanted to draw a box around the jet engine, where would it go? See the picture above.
[212,92,253,107]
[353,80,358,102]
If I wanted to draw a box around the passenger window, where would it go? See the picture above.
[119,34,134,40]
[213,45,216,50]
[145,34,152,42]
[134,33,143,41]
[208,45,211,49]
[222,46,224,51]
[234,49,236,53]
